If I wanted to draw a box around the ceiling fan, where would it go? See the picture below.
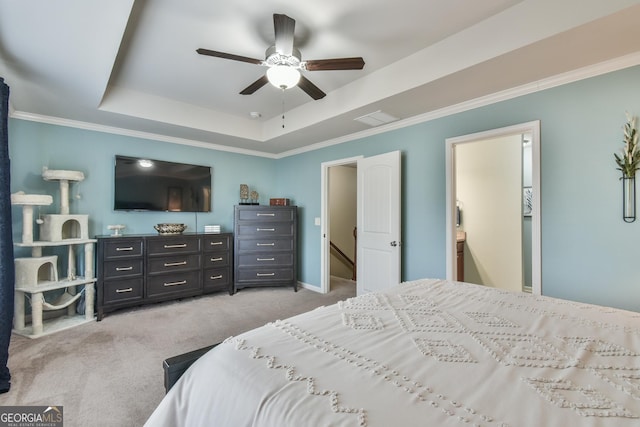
[196,13,365,100]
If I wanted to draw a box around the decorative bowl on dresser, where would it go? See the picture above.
[96,232,233,320]
[153,223,187,235]
[233,205,297,293]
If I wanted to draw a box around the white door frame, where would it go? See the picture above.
[445,121,542,295]
[320,156,363,294]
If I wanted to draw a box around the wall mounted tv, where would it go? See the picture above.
[114,155,211,212]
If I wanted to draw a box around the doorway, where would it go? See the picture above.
[320,151,402,295]
[445,121,541,295]
[320,156,362,293]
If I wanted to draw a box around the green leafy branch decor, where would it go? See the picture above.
[615,113,639,222]
[614,112,639,178]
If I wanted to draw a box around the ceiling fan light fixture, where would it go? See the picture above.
[197,14,362,99]
[267,65,300,90]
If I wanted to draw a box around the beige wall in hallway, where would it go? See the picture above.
[329,165,357,279]
[456,134,523,291]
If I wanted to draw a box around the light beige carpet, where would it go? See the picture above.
[0,279,355,427]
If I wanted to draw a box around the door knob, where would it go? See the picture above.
[390,241,398,247]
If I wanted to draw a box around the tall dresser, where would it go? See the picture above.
[233,205,297,293]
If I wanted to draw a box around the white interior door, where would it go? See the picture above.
[356,151,401,295]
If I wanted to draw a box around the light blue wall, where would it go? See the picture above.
[8,121,276,257]
[7,65,640,311]
[276,65,640,312]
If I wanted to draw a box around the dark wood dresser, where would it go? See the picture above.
[233,205,297,293]
[96,232,233,320]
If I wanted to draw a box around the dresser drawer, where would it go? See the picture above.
[237,208,295,222]
[147,254,201,274]
[147,271,201,298]
[103,277,144,304]
[103,259,143,279]
[203,234,231,252]
[203,252,230,268]
[237,238,294,252]
[236,223,294,237]
[203,267,231,291]
[147,237,200,256]
[237,253,293,267]
[236,267,294,283]
[103,239,143,259]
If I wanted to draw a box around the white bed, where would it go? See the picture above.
[145,278,640,426]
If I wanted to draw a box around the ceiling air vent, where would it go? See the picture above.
[354,110,398,127]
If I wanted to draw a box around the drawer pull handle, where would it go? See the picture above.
[210,241,223,246]
[256,213,275,217]
[210,257,223,262]
[257,228,275,232]
[164,261,187,267]
[257,258,275,261]
[256,243,275,247]
[115,266,133,271]
[116,247,134,251]
[116,287,133,293]
[164,243,187,249]
[257,272,275,277]
[210,275,223,280]
[164,280,187,287]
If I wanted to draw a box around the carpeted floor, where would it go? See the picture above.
[0,278,355,427]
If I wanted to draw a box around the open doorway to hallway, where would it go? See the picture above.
[328,164,357,286]
[320,157,361,294]
[321,151,402,295]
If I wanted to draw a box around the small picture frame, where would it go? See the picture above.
[523,187,533,217]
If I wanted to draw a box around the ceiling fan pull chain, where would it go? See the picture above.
[281,89,286,128]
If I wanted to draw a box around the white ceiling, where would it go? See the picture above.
[1,0,640,157]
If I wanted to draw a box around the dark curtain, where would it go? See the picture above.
[0,77,14,394]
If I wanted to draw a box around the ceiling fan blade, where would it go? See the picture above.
[273,14,295,56]
[196,48,263,65]
[298,75,326,100]
[240,75,269,95]
[305,57,365,71]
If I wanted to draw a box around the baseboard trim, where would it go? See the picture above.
[298,281,323,294]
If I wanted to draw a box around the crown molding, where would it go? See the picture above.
[9,111,278,159]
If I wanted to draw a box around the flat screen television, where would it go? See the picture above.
[114,155,211,212]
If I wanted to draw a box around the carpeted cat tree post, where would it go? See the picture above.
[0,77,15,394]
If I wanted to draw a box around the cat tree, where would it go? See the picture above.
[11,168,96,338]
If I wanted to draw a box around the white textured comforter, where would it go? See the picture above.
[145,279,640,426]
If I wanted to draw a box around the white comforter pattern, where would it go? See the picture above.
[145,279,640,427]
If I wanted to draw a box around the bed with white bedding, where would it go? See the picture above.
[144,278,640,427]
